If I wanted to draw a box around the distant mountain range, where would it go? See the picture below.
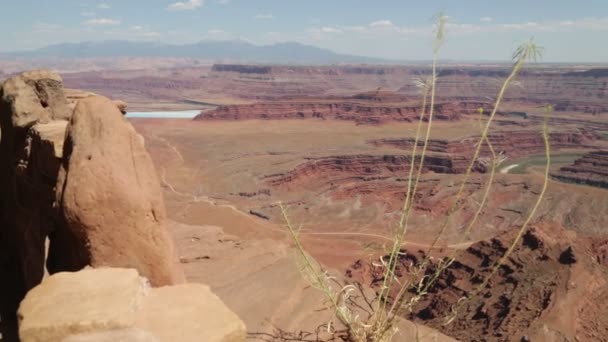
[1,40,389,64]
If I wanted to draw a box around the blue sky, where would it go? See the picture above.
[1,0,607,62]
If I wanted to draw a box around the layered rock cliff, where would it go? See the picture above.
[264,130,599,189]
[195,100,494,124]
[370,130,599,160]
[551,150,608,189]
[265,154,478,188]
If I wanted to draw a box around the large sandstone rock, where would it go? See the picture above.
[135,284,247,342]
[1,70,174,340]
[18,268,246,342]
[0,70,71,128]
[0,70,72,340]
[64,89,128,114]
[51,96,184,286]
[18,268,147,342]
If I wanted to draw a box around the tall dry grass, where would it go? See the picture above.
[279,12,551,342]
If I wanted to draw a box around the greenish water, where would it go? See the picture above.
[507,152,584,174]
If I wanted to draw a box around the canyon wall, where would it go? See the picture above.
[195,100,494,124]
[265,130,600,189]
[370,130,599,160]
[551,150,608,189]
[210,64,608,113]
[264,154,484,189]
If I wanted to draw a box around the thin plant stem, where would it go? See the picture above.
[372,13,447,338]
[422,39,542,261]
[278,202,352,327]
[444,105,551,325]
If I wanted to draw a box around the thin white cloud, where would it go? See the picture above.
[254,14,274,20]
[167,0,203,11]
[326,16,608,41]
[83,18,120,26]
[97,3,110,9]
[32,22,62,33]
[446,23,482,34]
[308,26,344,40]
[80,12,96,17]
[367,20,425,35]
[499,22,544,31]
[369,20,395,29]
[555,17,608,30]
[302,15,608,56]
[262,31,283,41]
[321,27,342,33]
[216,0,230,3]
[204,29,234,40]
[496,17,608,32]
[101,26,162,40]
[129,25,161,37]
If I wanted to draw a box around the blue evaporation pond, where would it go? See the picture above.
[126,110,201,119]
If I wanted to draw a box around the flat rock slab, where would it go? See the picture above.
[18,268,246,342]
[136,284,246,342]
[18,268,147,342]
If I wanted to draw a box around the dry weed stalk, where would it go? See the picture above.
[278,14,550,341]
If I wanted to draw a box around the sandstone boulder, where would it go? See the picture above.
[1,70,71,128]
[0,70,71,340]
[18,268,246,342]
[135,284,247,342]
[1,71,177,340]
[65,89,128,114]
[51,95,184,286]
[18,268,147,342]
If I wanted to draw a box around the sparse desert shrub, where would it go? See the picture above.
[279,12,551,342]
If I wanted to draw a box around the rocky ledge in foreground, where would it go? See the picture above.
[18,268,246,342]
[551,150,608,189]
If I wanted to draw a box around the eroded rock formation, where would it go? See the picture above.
[370,130,599,161]
[346,224,608,341]
[0,70,180,340]
[264,129,596,187]
[195,100,493,124]
[551,150,608,188]
[52,96,184,285]
[264,154,473,188]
